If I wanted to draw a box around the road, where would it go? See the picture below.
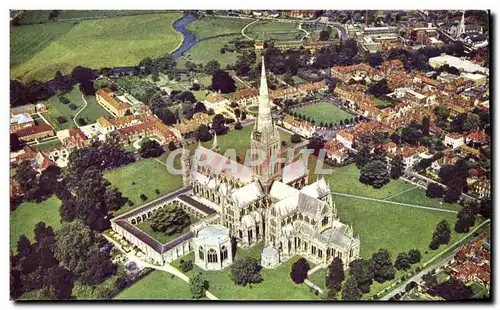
[73,94,88,128]
[330,192,458,214]
[241,19,259,40]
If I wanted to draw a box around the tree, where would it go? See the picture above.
[405,281,418,292]
[433,278,473,300]
[390,155,405,179]
[290,258,310,284]
[394,253,411,271]
[17,235,32,258]
[443,183,462,203]
[370,249,396,283]
[194,101,207,114]
[190,273,206,299]
[326,257,345,292]
[462,113,480,131]
[148,206,191,235]
[408,249,421,264]
[359,160,390,189]
[54,220,94,276]
[429,220,451,249]
[185,61,196,72]
[368,79,391,97]
[291,134,302,144]
[478,198,491,219]
[401,122,424,146]
[10,133,23,152]
[204,60,221,75]
[454,203,477,233]
[349,259,374,293]
[307,136,325,156]
[168,141,177,151]
[230,257,262,286]
[138,138,164,158]
[211,114,227,135]
[196,124,213,142]
[211,70,236,93]
[341,277,362,300]
[173,91,196,103]
[180,260,194,272]
[426,183,445,198]
[319,29,331,41]
[234,122,243,130]
[422,116,430,136]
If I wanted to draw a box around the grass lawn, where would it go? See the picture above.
[188,17,250,39]
[323,164,415,199]
[308,268,328,291]
[291,102,355,126]
[31,138,63,151]
[104,159,183,216]
[10,196,62,252]
[177,35,243,68]
[245,20,301,40]
[372,96,396,109]
[114,270,193,300]
[386,187,462,211]
[172,243,320,300]
[41,87,109,130]
[11,13,183,81]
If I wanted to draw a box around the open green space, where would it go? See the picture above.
[10,196,62,252]
[291,102,355,126]
[172,243,320,300]
[470,282,489,299]
[387,187,462,211]
[31,138,63,151]
[11,13,183,82]
[40,86,110,130]
[13,10,171,26]
[114,270,193,300]
[245,20,303,40]
[104,159,183,216]
[372,96,396,109]
[308,268,328,291]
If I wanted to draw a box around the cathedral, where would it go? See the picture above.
[183,57,360,269]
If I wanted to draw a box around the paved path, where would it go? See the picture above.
[382,186,418,201]
[241,19,259,40]
[232,74,252,89]
[330,192,458,214]
[104,234,219,300]
[73,94,88,128]
[379,219,490,300]
[304,279,323,294]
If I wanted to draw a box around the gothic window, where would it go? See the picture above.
[311,245,316,255]
[199,246,204,260]
[208,249,218,263]
[311,219,316,226]
[299,214,303,221]
[322,216,328,226]
[318,249,323,258]
[221,246,228,261]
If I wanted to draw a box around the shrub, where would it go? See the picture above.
[234,122,243,130]
[77,118,87,126]
[59,96,70,104]
[127,200,134,207]
[56,116,68,124]
[290,258,309,284]
[140,194,147,201]
[180,260,194,272]
[155,189,160,195]
[68,103,78,110]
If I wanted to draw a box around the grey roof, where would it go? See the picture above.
[11,104,35,114]
[196,225,230,244]
[262,246,278,258]
[177,194,216,215]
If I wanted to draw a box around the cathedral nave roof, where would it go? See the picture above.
[231,181,265,207]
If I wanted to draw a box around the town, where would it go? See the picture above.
[9,9,490,301]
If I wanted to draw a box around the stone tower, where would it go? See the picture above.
[181,143,192,188]
[250,57,281,191]
[457,10,466,38]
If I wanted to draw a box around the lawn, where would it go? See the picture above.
[245,20,301,40]
[322,164,415,199]
[172,243,320,300]
[187,17,249,39]
[114,270,193,300]
[372,96,396,109]
[10,196,62,252]
[177,35,244,68]
[104,159,183,216]
[11,13,183,82]
[41,87,110,130]
[31,138,63,151]
[291,102,355,126]
[386,187,462,211]
[308,268,328,291]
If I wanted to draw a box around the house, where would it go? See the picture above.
[471,179,491,198]
[281,116,316,138]
[16,124,54,142]
[10,113,35,133]
[394,145,419,168]
[31,151,57,172]
[451,261,490,285]
[444,133,464,149]
[270,87,301,101]
[230,88,259,106]
[171,112,215,138]
[204,92,230,112]
[324,140,349,164]
[11,179,23,199]
[96,88,132,117]
[431,154,457,173]
[116,115,177,146]
[336,130,354,149]
[381,141,397,154]
[298,80,328,95]
[331,63,377,83]
[66,128,90,149]
[466,130,488,145]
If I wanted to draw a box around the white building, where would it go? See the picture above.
[193,225,233,271]
[444,133,465,149]
[429,54,489,75]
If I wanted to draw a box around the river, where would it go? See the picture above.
[171,13,197,59]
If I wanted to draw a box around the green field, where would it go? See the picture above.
[387,187,462,211]
[308,268,328,291]
[104,159,183,216]
[11,13,183,81]
[291,102,355,126]
[372,97,396,109]
[114,270,193,300]
[31,138,63,151]
[176,17,251,68]
[10,196,62,252]
[40,87,110,130]
[137,210,195,244]
[171,243,320,300]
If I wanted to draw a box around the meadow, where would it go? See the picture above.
[291,102,356,126]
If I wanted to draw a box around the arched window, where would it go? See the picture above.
[208,249,218,263]
[322,216,328,226]
[221,246,228,261]
[199,246,204,260]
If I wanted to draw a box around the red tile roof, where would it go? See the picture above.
[16,124,53,138]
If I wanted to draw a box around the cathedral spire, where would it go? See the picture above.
[255,56,273,133]
[212,132,220,152]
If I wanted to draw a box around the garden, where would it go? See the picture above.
[291,102,356,126]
